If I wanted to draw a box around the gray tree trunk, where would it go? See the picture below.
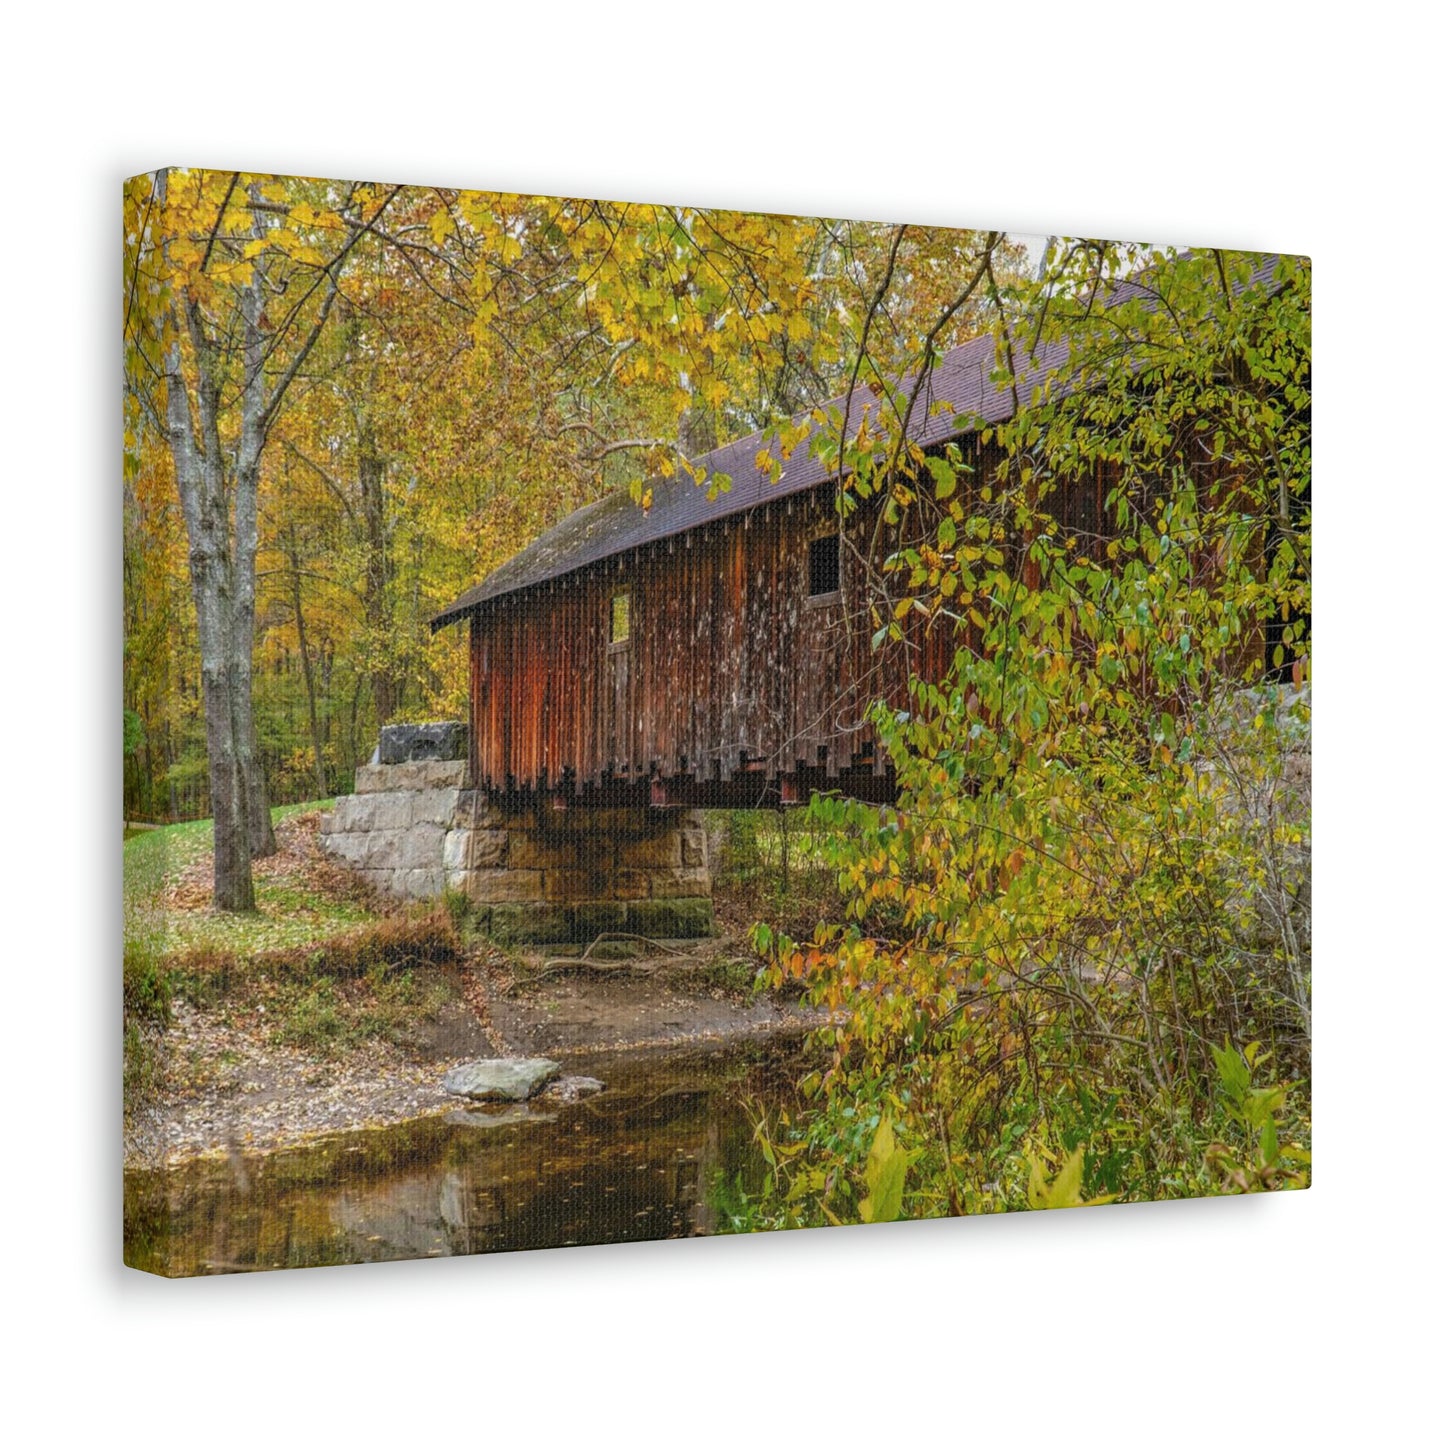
[286,527,329,799]
[155,176,277,907]
[164,326,255,911]
[147,171,392,908]
[235,237,276,857]
[358,419,396,727]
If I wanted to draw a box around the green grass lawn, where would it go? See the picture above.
[123,801,466,1084]
[124,800,384,958]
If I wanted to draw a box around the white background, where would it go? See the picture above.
[1,3,1438,1439]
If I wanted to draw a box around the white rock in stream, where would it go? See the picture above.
[442,1058,560,1101]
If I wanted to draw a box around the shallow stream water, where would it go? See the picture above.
[124,1037,807,1276]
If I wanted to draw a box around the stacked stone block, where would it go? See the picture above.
[320,760,713,943]
[319,759,467,901]
[455,803,713,944]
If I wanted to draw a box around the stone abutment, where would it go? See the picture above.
[319,742,712,943]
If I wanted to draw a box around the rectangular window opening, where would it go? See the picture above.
[808,533,840,598]
[610,591,631,646]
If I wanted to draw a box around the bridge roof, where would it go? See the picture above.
[433,254,1285,629]
[431,329,1062,628]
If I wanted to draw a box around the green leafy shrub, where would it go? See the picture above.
[123,938,172,1028]
[739,248,1310,1224]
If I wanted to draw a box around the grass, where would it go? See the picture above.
[169,913,465,1002]
[123,800,382,957]
[265,967,455,1055]
[162,888,378,956]
[123,799,467,1068]
[123,809,177,1114]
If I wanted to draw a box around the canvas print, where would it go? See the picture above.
[122,171,1311,1275]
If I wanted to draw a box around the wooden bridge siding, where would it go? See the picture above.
[463,440,1157,797]
[462,431,1291,799]
[467,484,913,796]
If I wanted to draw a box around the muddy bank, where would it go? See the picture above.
[124,962,823,1169]
[488,967,823,1057]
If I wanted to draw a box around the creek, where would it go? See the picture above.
[124,1036,807,1276]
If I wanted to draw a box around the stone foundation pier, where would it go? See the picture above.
[320,731,712,943]
[449,799,712,944]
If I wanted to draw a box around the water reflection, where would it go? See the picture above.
[124,1039,804,1276]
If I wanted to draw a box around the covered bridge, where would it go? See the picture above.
[319,257,1298,940]
[430,326,1071,813]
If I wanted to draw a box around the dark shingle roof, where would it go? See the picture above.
[431,330,1066,627]
[432,253,1287,628]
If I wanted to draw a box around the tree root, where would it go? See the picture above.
[530,932,734,980]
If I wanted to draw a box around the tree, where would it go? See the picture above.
[124,169,399,909]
